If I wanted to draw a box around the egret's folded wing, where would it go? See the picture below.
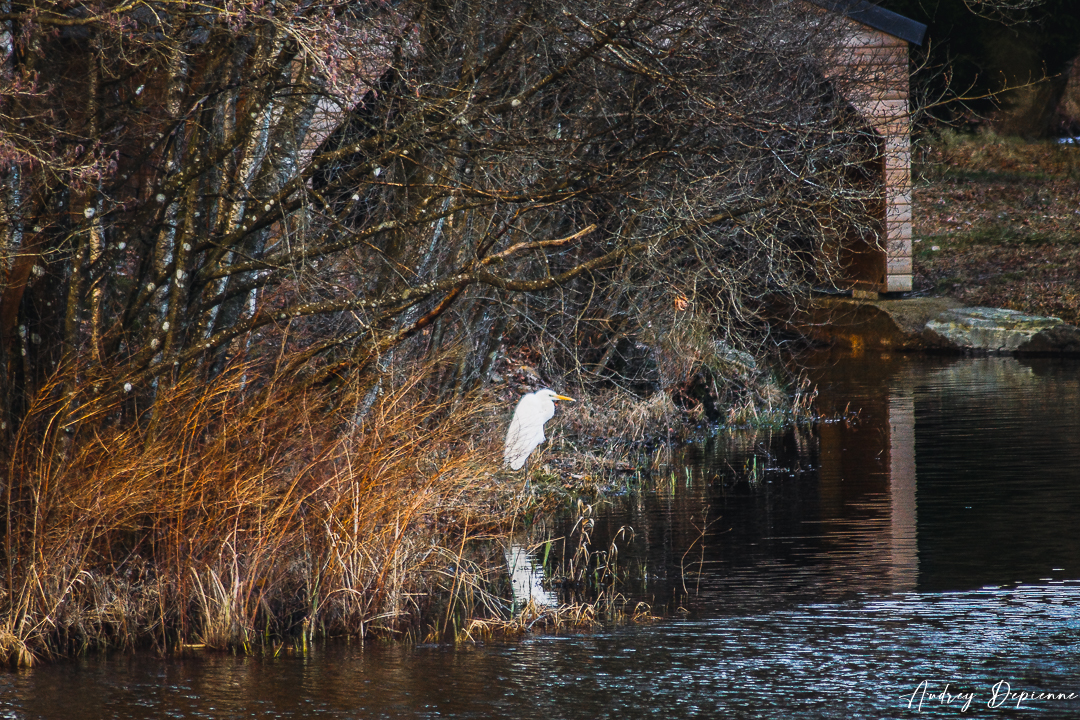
[503,398,548,470]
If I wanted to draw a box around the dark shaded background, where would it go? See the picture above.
[884,0,1080,135]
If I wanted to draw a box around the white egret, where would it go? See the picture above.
[503,389,575,470]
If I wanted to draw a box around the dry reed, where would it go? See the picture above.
[1,356,814,665]
[0,363,526,665]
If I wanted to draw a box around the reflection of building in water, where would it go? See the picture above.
[813,354,1080,594]
[813,353,918,593]
[579,354,1080,613]
[887,392,917,591]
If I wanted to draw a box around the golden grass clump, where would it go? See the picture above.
[0,363,527,665]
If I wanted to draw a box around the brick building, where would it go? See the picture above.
[819,1,926,295]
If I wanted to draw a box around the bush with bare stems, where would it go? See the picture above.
[1,0,893,662]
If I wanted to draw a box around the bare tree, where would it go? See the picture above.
[0,0,884,444]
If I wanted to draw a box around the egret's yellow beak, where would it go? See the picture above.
[554,394,575,402]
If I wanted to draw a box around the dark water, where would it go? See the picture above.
[4,354,1080,719]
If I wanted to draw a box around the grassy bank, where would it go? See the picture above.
[1,355,806,666]
[914,131,1080,323]
[1,365,523,665]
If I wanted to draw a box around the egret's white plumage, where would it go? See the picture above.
[503,389,575,470]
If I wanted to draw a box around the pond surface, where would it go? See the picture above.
[3,354,1080,719]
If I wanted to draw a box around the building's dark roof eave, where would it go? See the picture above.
[815,1,927,45]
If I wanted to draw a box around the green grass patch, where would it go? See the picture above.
[916,129,1080,184]
[939,167,1053,185]
[957,227,1080,247]
[919,228,1080,252]
[985,271,1027,286]
[923,277,965,294]
[913,237,952,259]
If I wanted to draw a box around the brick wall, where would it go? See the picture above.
[828,23,913,293]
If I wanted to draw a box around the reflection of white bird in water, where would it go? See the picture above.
[503,389,575,470]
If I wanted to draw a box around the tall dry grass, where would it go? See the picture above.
[0,363,525,665]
